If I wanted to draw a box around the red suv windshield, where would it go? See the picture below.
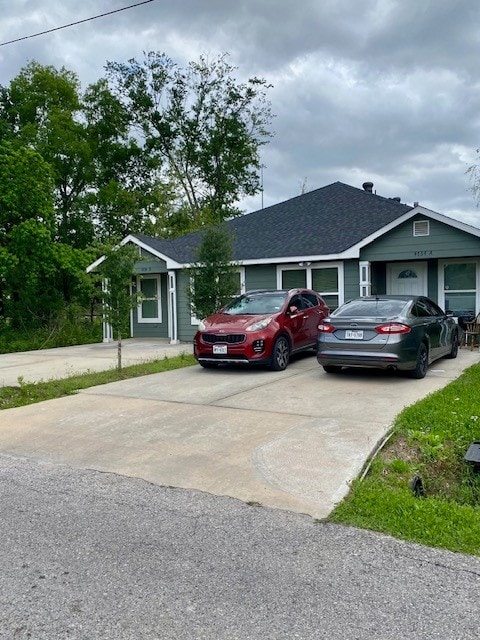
[223,292,287,315]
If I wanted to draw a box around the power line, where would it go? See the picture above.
[0,0,156,47]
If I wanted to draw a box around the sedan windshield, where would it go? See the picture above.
[223,292,287,315]
[333,298,409,319]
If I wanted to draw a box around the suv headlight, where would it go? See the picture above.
[246,317,272,332]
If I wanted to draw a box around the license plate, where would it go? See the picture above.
[213,344,228,355]
[345,330,364,340]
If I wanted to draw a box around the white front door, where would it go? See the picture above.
[387,262,427,295]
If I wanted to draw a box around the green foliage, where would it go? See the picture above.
[187,224,239,319]
[331,363,480,555]
[97,243,142,369]
[1,61,159,249]
[0,312,102,353]
[106,52,273,231]
[0,54,274,333]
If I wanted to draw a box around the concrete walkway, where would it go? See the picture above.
[0,339,190,387]
[1,341,478,520]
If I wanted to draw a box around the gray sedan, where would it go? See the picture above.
[316,295,459,378]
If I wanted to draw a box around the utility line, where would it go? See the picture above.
[0,0,156,47]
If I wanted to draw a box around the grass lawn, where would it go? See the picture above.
[330,361,480,556]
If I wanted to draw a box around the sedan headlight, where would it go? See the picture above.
[246,317,273,332]
[198,319,207,331]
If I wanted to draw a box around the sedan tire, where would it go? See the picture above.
[409,343,428,379]
[445,331,459,359]
[323,365,342,374]
[270,336,290,371]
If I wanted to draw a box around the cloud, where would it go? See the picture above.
[1,0,480,224]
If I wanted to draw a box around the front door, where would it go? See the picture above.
[386,262,427,296]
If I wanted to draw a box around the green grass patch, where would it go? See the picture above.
[0,321,102,354]
[0,353,196,410]
[330,362,480,556]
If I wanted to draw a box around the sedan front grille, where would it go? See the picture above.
[201,333,246,344]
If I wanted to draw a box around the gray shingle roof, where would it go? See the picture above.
[133,181,413,264]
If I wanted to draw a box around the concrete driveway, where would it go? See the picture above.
[0,341,478,519]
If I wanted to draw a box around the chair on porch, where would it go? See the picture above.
[460,312,480,350]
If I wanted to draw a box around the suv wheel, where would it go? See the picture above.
[270,336,290,371]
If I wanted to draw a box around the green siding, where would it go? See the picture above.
[177,271,196,342]
[135,259,167,274]
[343,260,359,302]
[245,265,277,290]
[361,216,480,262]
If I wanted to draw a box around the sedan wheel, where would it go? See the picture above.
[446,331,459,359]
[409,343,428,379]
[323,365,342,374]
[270,336,290,371]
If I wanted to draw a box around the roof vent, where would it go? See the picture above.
[362,181,374,193]
[392,197,401,202]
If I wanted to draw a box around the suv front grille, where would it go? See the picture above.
[202,333,246,344]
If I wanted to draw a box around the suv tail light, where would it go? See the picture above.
[317,322,335,333]
[376,323,411,334]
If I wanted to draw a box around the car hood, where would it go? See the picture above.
[201,313,274,331]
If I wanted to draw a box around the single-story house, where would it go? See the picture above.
[87,180,480,343]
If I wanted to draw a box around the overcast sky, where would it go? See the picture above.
[2,0,480,227]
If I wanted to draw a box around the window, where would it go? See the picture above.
[281,269,307,289]
[137,275,161,323]
[398,269,418,279]
[278,263,342,309]
[413,220,430,237]
[443,262,477,315]
[312,267,339,310]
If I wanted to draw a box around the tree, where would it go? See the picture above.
[0,142,93,328]
[0,62,160,248]
[106,52,273,232]
[98,243,142,370]
[188,225,239,319]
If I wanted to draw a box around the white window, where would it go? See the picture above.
[137,275,162,323]
[359,261,371,297]
[277,263,343,310]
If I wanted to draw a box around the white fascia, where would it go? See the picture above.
[341,206,480,260]
[86,234,184,273]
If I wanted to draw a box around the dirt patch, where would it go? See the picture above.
[380,434,423,465]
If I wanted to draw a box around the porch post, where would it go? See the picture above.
[101,278,113,342]
[168,270,180,344]
[359,261,371,297]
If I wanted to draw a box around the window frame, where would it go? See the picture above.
[277,262,343,309]
[136,274,162,324]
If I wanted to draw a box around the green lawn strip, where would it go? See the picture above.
[330,480,480,556]
[330,362,480,556]
[0,353,197,410]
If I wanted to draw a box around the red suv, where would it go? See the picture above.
[193,289,329,370]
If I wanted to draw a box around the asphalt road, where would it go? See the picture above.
[2,453,480,640]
